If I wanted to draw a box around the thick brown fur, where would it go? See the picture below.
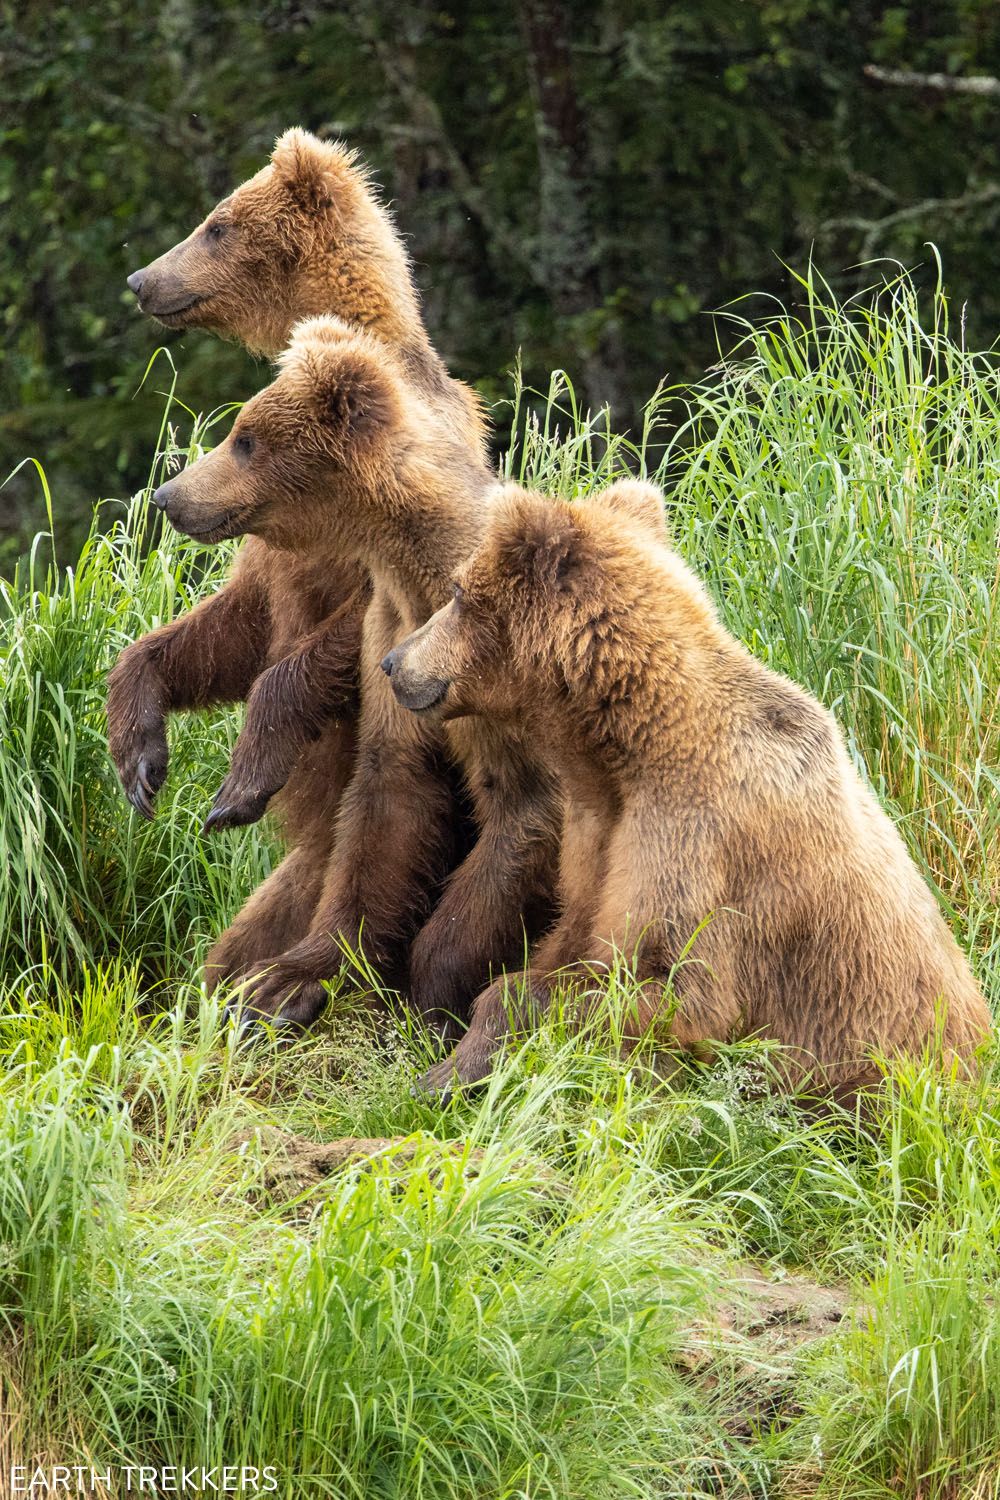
[109,129,487,985]
[386,480,991,1099]
[149,317,561,1031]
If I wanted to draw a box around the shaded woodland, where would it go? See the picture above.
[3,1,1000,558]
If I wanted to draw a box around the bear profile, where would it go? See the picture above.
[126,127,484,447]
[386,480,990,1099]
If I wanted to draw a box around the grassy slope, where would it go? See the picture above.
[0,269,998,1497]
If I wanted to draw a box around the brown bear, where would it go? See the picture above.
[109,128,488,987]
[148,316,562,1033]
[383,480,991,1098]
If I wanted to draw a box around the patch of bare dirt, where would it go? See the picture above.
[724,1265,849,1349]
[229,1126,487,1199]
[678,1263,854,1439]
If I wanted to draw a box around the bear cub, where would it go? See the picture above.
[386,480,990,1098]
[148,316,560,1036]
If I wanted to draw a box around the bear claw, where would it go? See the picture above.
[126,783,155,820]
[222,973,328,1038]
[228,1010,300,1048]
[126,757,160,820]
[204,785,274,833]
[413,1051,494,1102]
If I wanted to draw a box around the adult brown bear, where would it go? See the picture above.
[383,480,991,1099]
[148,317,561,1036]
[108,129,488,989]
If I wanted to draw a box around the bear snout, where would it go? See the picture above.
[125,260,206,321]
[148,479,241,542]
[150,480,174,513]
[385,657,451,715]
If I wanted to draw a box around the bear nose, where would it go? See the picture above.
[126,268,146,297]
[381,648,399,678]
[150,481,173,512]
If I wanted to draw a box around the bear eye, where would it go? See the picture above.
[205,220,227,243]
[232,432,255,461]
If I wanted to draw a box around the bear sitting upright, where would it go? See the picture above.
[109,129,488,990]
[148,316,561,1035]
[384,480,990,1098]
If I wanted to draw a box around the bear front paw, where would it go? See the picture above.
[113,727,169,820]
[203,774,277,833]
[413,1038,498,1102]
[223,965,328,1041]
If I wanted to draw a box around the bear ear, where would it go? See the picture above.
[284,317,400,446]
[596,479,667,538]
[315,346,400,447]
[494,489,595,593]
[281,315,398,438]
[271,127,347,212]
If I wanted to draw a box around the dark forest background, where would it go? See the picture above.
[3,0,1000,563]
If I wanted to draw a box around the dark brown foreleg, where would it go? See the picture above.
[107,555,269,817]
[204,839,330,992]
[226,613,460,1035]
[204,587,367,832]
[415,969,550,1096]
[204,718,357,986]
[407,734,561,1035]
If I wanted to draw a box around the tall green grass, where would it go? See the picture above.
[0,373,274,986]
[659,263,1000,979]
[0,264,997,1496]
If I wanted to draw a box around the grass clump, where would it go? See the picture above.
[0,392,273,986]
[0,998,742,1498]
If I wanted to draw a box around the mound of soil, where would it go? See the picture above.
[229,1126,487,1200]
[679,1262,853,1440]
[726,1265,849,1349]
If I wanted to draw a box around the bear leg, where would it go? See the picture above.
[108,567,269,817]
[414,970,547,1098]
[408,743,561,1032]
[204,838,329,993]
[205,591,366,832]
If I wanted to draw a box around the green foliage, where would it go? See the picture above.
[803,1064,1000,1496]
[0,381,276,987]
[5,1,1000,554]
[656,262,1000,974]
[0,986,743,1497]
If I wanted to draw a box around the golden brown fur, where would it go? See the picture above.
[110,129,487,985]
[149,317,560,1031]
[386,480,991,1098]
[127,127,483,440]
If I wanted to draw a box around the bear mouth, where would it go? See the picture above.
[148,294,208,323]
[397,678,450,715]
[174,510,243,542]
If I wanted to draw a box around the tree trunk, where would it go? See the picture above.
[517,0,632,424]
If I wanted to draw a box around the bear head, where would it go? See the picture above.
[150,315,408,550]
[126,129,417,356]
[383,479,672,721]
